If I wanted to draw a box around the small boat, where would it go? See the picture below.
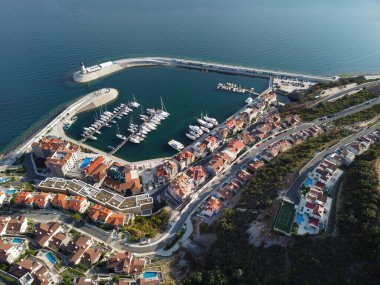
[116,124,126,140]
[95,130,101,134]
[130,137,140,144]
[168,139,185,151]
[140,129,148,135]
[108,145,115,150]
[111,120,117,124]
[128,128,136,133]
[129,93,140,108]
[160,97,170,117]
[190,130,200,138]
[138,133,147,138]
[189,125,200,132]
[197,118,213,129]
[106,124,111,127]
[71,116,78,121]
[89,136,97,141]
[116,115,123,119]
[122,111,129,115]
[144,123,156,130]
[245,97,254,104]
[186,133,197,140]
[200,126,210,133]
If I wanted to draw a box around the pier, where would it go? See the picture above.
[73,57,335,84]
[217,82,260,96]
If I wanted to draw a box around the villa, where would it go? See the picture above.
[199,196,223,219]
[247,160,265,173]
[0,216,28,236]
[107,251,146,275]
[33,222,63,248]
[0,239,27,264]
[206,152,232,175]
[9,250,61,284]
[295,188,332,235]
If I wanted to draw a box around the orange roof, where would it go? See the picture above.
[51,194,68,209]
[14,192,31,204]
[204,136,218,145]
[89,204,112,222]
[107,213,126,228]
[174,150,194,162]
[227,139,245,153]
[33,192,50,208]
[67,196,87,212]
[186,166,208,181]
[84,156,106,175]
[225,119,236,129]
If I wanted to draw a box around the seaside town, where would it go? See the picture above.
[1,55,380,284]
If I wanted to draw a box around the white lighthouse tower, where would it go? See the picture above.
[80,62,87,74]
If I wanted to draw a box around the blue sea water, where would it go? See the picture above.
[1,0,380,155]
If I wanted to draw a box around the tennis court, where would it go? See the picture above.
[274,200,296,234]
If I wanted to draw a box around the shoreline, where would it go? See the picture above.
[0,88,118,166]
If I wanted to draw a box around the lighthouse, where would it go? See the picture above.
[80,62,87,74]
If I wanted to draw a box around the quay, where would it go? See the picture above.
[73,57,335,84]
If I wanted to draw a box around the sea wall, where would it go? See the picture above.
[72,57,335,84]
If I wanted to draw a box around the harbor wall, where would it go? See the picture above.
[76,88,118,114]
[73,57,335,84]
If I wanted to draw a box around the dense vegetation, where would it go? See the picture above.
[334,103,380,126]
[180,137,380,285]
[293,88,379,121]
[240,129,349,209]
[124,209,170,242]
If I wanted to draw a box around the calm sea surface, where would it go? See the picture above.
[1,0,380,159]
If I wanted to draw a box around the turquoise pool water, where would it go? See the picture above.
[12,238,24,244]
[80,158,92,169]
[45,252,57,264]
[4,189,16,195]
[0,178,10,183]
[143,272,158,279]
[296,213,305,225]
[304,178,314,188]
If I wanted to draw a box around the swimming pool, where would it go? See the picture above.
[304,178,314,188]
[0,178,10,183]
[4,189,16,195]
[143,272,158,279]
[80,158,92,169]
[296,213,305,225]
[45,252,57,264]
[12,238,24,244]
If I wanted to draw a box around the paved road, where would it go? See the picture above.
[8,96,380,255]
[285,122,380,204]
[120,95,380,253]
[309,79,380,107]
